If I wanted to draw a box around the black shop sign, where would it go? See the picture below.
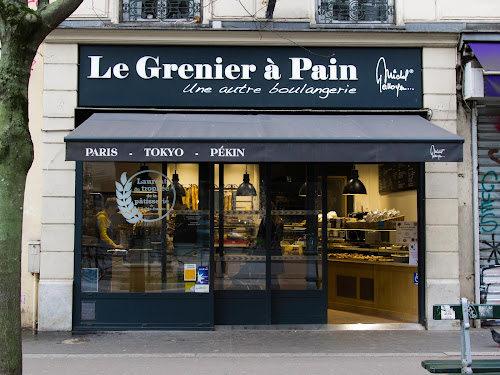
[78,45,422,109]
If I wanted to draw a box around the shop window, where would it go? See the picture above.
[270,163,323,291]
[317,0,394,24]
[80,162,209,293]
[214,164,266,291]
[122,0,201,22]
[327,163,420,323]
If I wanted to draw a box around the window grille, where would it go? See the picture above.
[317,0,394,24]
[122,0,201,22]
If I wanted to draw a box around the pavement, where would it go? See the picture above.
[22,325,500,375]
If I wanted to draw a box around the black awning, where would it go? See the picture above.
[65,113,463,162]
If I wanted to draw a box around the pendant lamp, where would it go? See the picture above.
[236,165,257,196]
[342,168,367,195]
[298,182,307,197]
[298,182,322,197]
[171,168,187,199]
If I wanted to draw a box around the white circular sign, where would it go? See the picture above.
[115,170,175,224]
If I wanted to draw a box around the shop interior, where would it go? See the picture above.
[80,161,419,325]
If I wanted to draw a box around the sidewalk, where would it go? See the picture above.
[22,327,500,375]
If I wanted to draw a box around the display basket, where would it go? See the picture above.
[365,215,405,229]
[343,216,405,230]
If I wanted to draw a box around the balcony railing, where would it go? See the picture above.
[122,0,201,22]
[317,0,394,24]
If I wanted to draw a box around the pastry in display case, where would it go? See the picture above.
[323,209,412,263]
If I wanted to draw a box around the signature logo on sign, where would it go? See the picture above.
[430,145,445,160]
[375,57,415,97]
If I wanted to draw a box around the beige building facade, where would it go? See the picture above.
[20,0,500,331]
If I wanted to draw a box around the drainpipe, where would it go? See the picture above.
[472,103,480,306]
[32,273,39,333]
[28,241,41,334]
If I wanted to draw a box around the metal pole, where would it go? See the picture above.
[472,103,480,307]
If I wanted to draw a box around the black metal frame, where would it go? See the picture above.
[417,162,426,326]
[73,159,424,329]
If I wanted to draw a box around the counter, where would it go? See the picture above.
[328,259,418,322]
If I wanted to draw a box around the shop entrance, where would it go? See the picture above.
[73,160,423,329]
[214,163,326,325]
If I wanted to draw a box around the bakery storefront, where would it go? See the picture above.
[66,45,463,329]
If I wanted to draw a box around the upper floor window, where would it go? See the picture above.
[122,0,201,22]
[317,0,394,24]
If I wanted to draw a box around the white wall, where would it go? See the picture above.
[423,47,462,330]
[354,164,418,222]
[20,45,45,328]
[403,0,500,23]
[69,0,500,24]
[37,43,78,331]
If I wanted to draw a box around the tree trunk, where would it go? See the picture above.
[0,33,36,375]
[0,1,84,373]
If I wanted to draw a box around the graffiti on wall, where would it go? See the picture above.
[479,123,500,303]
[480,170,499,235]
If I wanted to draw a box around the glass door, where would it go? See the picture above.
[213,163,326,325]
[269,163,325,324]
[214,164,268,324]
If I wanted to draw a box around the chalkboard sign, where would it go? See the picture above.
[379,164,418,194]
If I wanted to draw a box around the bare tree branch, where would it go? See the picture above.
[38,0,50,11]
[37,0,83,33]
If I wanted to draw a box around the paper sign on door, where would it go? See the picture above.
[184,264,197,281]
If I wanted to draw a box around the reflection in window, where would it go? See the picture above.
[317,0,394,24]
[214,164,266,290]
[271,164,322,290]
[122,0,201,22]
[81,162,208,293]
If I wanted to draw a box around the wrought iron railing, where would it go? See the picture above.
[122,0,201,22]
[317,0,394,23]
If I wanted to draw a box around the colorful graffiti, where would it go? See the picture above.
[481,170,499,233]
[482,234,500,264]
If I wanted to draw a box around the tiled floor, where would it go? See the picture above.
[328,309,407,324]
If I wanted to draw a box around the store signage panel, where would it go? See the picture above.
[78,45,422,109]
[66,141,462,162]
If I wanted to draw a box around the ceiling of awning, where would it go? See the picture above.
[469,42,500,72]
[65,113,464,163]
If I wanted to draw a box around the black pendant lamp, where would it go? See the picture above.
[342,168,367,195]
[236,166,257,196]
[172,169,187,199]
[298,182,307,197]
[299,182,321,197]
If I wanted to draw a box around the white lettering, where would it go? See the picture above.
[225,64,241,80]
[290,57,358,81]
[133,56,258,81]
[194,64,213,79]
[375,57,415,97]
[84,147,118,157]
[136,56,161,79]
[209,146,245,157]
[144,147,184,157]
[268,82,356,99]
[178,64,194,79]
[162,63,178,79]
[430,145,445,160]
[289,57,312,80]
[87,56,112,79]
[113,63,129,79]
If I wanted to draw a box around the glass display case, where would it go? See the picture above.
[324,216,412,263]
